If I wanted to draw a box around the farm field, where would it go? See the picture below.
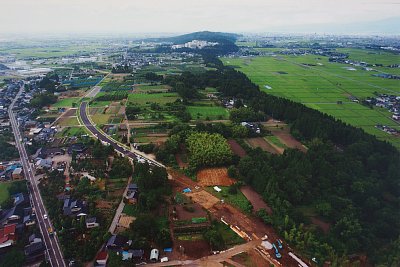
[55,126,87,137]
[55,116,79,127]
[222,52,400,148]
[128,92,179,105]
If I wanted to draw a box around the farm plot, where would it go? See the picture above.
[196,167,234,187]
[187,104,229,120]
[227,139,247,157]
[185,190,220,209]
[134,84,171,93]
[245,137,281,154]
[240,186,272,214]
[56,116,79,127]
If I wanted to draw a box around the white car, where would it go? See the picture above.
[43,214,48,220]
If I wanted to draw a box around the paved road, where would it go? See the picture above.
[79,102,164,168]
[9,85,66,267]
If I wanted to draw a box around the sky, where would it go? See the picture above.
[1,0,399,35]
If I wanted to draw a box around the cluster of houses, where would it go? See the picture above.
[0,192,45,263]
[365,94,400,122]
[0,162,24,181]
[375,125,399,136]
[95,234,164,266]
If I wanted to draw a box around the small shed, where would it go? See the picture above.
[213,186,222,192]
[150,248,159,262]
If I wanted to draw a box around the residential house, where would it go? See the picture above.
[106,235,131,251]
[24,236,45,262]
[35,158,52,170]
[67,143,86,155]
[0,223,16,249]
[96,251,109,266]
[125,183,139,204]
[63,197,87,217]
[12,168,23,180]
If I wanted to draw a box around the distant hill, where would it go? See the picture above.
[144,31,240,56]
[145,31,240,44]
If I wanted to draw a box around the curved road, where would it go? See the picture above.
[79,102,164,167]
[9,85,66,267]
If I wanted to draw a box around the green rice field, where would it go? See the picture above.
[187,104,229,120]
[128,92,179,105]
[222,51,400,148]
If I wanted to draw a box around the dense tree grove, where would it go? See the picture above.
[186,132,233,169]
[125,105,141,120]
[161,56,400,265]
[109,156,133,179]
[30,93,57,108]
[229,107,264,123]
[126,163,172,248]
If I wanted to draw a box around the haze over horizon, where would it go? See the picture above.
[1,0,400,36]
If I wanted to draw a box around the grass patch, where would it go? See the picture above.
[0,181,26,205]
[52,97,81,108]
[56,126,87,137]
[264,135,287,149]
[176,234,204,241]
[205,186,252,213]
[215,221,245,246]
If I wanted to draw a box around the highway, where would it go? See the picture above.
[8,85,66,267]
[79,101,164,168]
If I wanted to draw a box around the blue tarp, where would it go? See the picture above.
[164,248,173,252]
[182,188,191,193]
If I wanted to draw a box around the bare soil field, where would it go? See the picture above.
[64,108,77,117]
[96,200,113,209]
[174,203,207,221]
[240,186,272,214]
[174,239,211,259]
[228,139,247,157]
[185,191,220,209]
[197,167,234,187]
[245,138,280,154]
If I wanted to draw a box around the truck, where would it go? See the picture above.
[48,227,54,237]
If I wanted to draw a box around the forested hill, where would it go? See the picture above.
[144,31,240,44]
[144,31,240,55]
